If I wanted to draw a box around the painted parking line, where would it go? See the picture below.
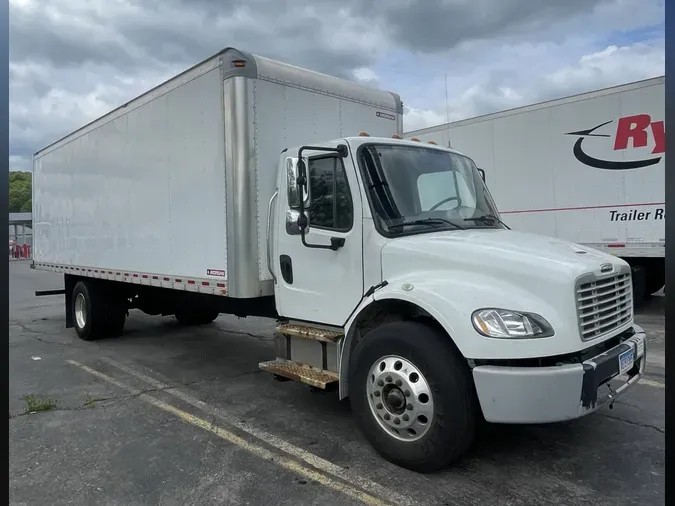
[67,360,394,506]
[638,378,665,389]
[99,357,415,506]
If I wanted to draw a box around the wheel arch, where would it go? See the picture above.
[338,294,460,400]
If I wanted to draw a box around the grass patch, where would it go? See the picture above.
[23,394,57,413]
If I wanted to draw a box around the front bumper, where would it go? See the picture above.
[472,325,647,424]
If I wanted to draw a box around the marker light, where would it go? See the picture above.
[392,134,402,139]
[410,137,420,142]
[359,131,370,137]
[428,141,437,145]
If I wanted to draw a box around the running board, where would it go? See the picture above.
[259,359,339,389]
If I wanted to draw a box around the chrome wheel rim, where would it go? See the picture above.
[366,355,434,442]
[74,293,87,329]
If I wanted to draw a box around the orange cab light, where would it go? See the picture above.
[359,131,370,137]
[428,140,437,145]
[392,134,402,139]
[410,137,420,142]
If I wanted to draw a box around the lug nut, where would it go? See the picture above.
[402,414,409,421]
[406,403,413,410]
[377,379,384,387]
[376,403,383,409]
[404,389,411,397]
[374,391,381,397]
[394,418,400,425]
[384,413,390,420]
[386,376,392,383]
[395,379,402,386]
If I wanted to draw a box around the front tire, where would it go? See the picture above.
[349,321,478,473]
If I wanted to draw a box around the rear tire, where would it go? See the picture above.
[72,281,126,341]
[631,265,647,308]
[645,262,665,296]
[349,320,478,473]
[174,309,219,326]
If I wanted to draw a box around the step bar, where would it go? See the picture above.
[259,359,339,389]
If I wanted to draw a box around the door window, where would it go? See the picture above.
[308,156,353,231]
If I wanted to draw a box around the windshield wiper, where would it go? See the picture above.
[464,214,511,229]
[393,217,465,230]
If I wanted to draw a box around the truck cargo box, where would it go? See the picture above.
[33,47,403,299]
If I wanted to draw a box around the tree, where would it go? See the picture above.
[9,171,32,213]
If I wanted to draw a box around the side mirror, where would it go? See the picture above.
[286,157,310,209]
[477,168,486,183]
[286,209,307,235]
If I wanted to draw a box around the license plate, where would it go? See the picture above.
[618,349,635,375]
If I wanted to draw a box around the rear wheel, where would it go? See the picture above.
[645,261,665,296]
[174,308,219,326]
[349,320,478,473]
[631,265,647,308]
[72,281,126,340]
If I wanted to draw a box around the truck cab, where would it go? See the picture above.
[264,134,647,472]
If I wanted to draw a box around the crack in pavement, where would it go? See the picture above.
[218,328,274,341]
[598,413,665,434]
[8,370,261,420]
[10,322,73,346]
[12,320,274,344]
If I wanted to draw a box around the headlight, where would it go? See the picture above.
[471,308,554,339]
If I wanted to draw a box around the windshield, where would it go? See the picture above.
[357,143,502,236]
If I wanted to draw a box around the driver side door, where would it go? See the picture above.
[274,153,364,326]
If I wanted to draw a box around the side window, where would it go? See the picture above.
[308,156,353,231]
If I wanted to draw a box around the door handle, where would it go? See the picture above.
[330,237,345,250]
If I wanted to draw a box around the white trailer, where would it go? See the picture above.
[404,77,665,302]
[33,48,649,473]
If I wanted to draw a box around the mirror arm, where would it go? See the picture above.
[295,144,349,251]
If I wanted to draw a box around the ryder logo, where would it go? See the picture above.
[565,114,665,170]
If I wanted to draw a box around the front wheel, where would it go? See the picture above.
[349,321,478,473]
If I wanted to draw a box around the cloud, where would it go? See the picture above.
[403,36,664,132]
[8,0,665,170]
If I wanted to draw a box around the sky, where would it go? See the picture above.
[9,0,665,173]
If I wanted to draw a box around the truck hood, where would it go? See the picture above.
[380,229,625,285]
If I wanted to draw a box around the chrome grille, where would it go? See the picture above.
[576,271,632,341]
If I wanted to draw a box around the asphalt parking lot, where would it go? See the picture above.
[9,260,665,506]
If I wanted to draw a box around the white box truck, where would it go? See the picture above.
[404,76,665,304]
[33,48,649,472]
